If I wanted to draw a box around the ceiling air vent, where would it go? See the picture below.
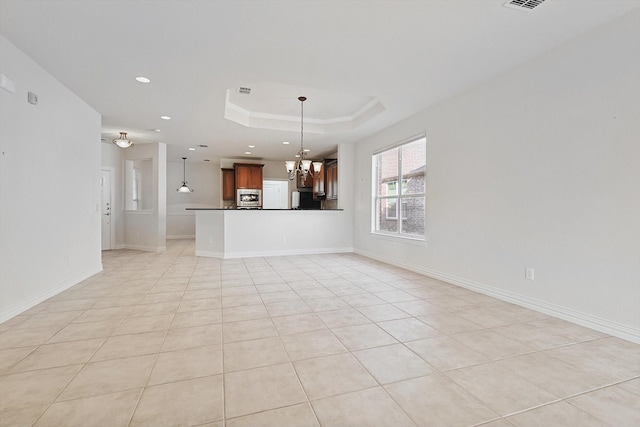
[503,0,546,12]
[198,144,208,148]
[237,87,251,95]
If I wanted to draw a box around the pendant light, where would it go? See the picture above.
[285,96,322,180]
[177,157,194,193]
[112,132,133,148]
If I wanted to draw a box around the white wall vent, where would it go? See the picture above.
[503,0,546,12]
[237,87,251,94]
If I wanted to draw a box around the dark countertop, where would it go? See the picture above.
[185,208,343,211]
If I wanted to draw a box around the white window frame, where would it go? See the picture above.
[372,134,426,241]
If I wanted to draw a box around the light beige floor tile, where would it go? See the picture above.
[10,338,104,372]
[316,308,370,329]
[182,289,221,300]
[12,310,84,329]
[0,326,61,349]
[567,385,640,426]
[374,290,418,303]
[377,317,441,342]
[304,297,351,312]
[128,301,180,318]
[406,336,490,371]
[0,346,35,374]
[57,354,155,401]
[148,344,222,385]
[139,291,183,304]
[0,314,30,331]
[222,304,269,323]
[281,329,347,361]
[223,318,277,343]
[505,401,609,427]
[41,299,96,313]
[226,403,319,427]
[295,288,336,299]
[131,375,224,426]
[220,285,257,296]
[618,377,640,396]
[392,300,444,316]
[531,318,608,342]
[384,374,499,426]
[222,294,264,308]
[451,329,535,360]
[294,353,377,400]
[255,283,293,294]
[272,313,327,335]
[332,323,398,350]
[341,293,387,307]
[224,336,289,372]
[264,299,312,316]
[35,389,141,427]
[91,331,165,361]
[476,419,515,427]
[446,362,558,416]
[416,312,484,335]
[312,387,416,426]
[162,323,222,352]
[495,351,613,397]
[492,322,578,350]
[177,298,222,312]
[46,319,118,343]
[357,304,411,322]
[171,308,222,328]
[260,290,301,303]
[225,363,307,418]
[112,313,173,335]
[0,364,82,427]
[73,306,133,323]
[353,343,437,384]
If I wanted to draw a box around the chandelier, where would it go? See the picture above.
[285,96,322,180]
[177,157,194,193]
[112,132,133,148]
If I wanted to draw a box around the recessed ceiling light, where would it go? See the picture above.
[282,141,290,145]
[295,154,300,158]
[154,129,161,132]
[188,148,195,151]
[245,151,252,155]
[160,115,171,120]
[303,149,310,152]
[135,76,150,83]
[248,145,255,148]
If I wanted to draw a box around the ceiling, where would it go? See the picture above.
[1,0,639,163]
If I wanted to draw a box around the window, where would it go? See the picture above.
[373,134,426,239]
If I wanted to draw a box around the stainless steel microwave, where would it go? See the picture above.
[237,189,261,208]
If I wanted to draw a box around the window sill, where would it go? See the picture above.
[370,232,427,246]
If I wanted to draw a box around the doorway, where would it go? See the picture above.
[100,169,114,250]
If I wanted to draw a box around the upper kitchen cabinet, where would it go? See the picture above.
[222,168,235,201]
[297,169,313,189]
[234,163,264,189]
[325,159,338,200]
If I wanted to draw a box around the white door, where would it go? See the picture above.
[262,180,289,209]
[100,169,112,250]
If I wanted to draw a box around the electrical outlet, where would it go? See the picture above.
[525,268,535,281]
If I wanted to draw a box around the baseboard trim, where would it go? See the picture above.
[123,244,166,253]
[354,249,640,344]
[196,247,354,259]
[0,265,103,323]
[167,235,195,240]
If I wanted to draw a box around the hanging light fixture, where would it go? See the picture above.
[112,132,133,148]
[177,157,194,193]
[285,96,322,180]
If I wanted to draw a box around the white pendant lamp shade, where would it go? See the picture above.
[312,161,323,174]
[176,157,193,192]
[112,132,133,148]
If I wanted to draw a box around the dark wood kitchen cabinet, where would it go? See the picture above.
[234,163,264,189]
[222,168,235,201]
[297,170,313,189]
[325,159,338,200]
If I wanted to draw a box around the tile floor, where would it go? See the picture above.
[1,239,639,426]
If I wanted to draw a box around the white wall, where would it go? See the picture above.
[0,35,102,321]
[353,11,640,342]
[122,142,167,251]
[167,159,219,238]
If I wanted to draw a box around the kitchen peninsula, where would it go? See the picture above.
[188,208,351,259]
